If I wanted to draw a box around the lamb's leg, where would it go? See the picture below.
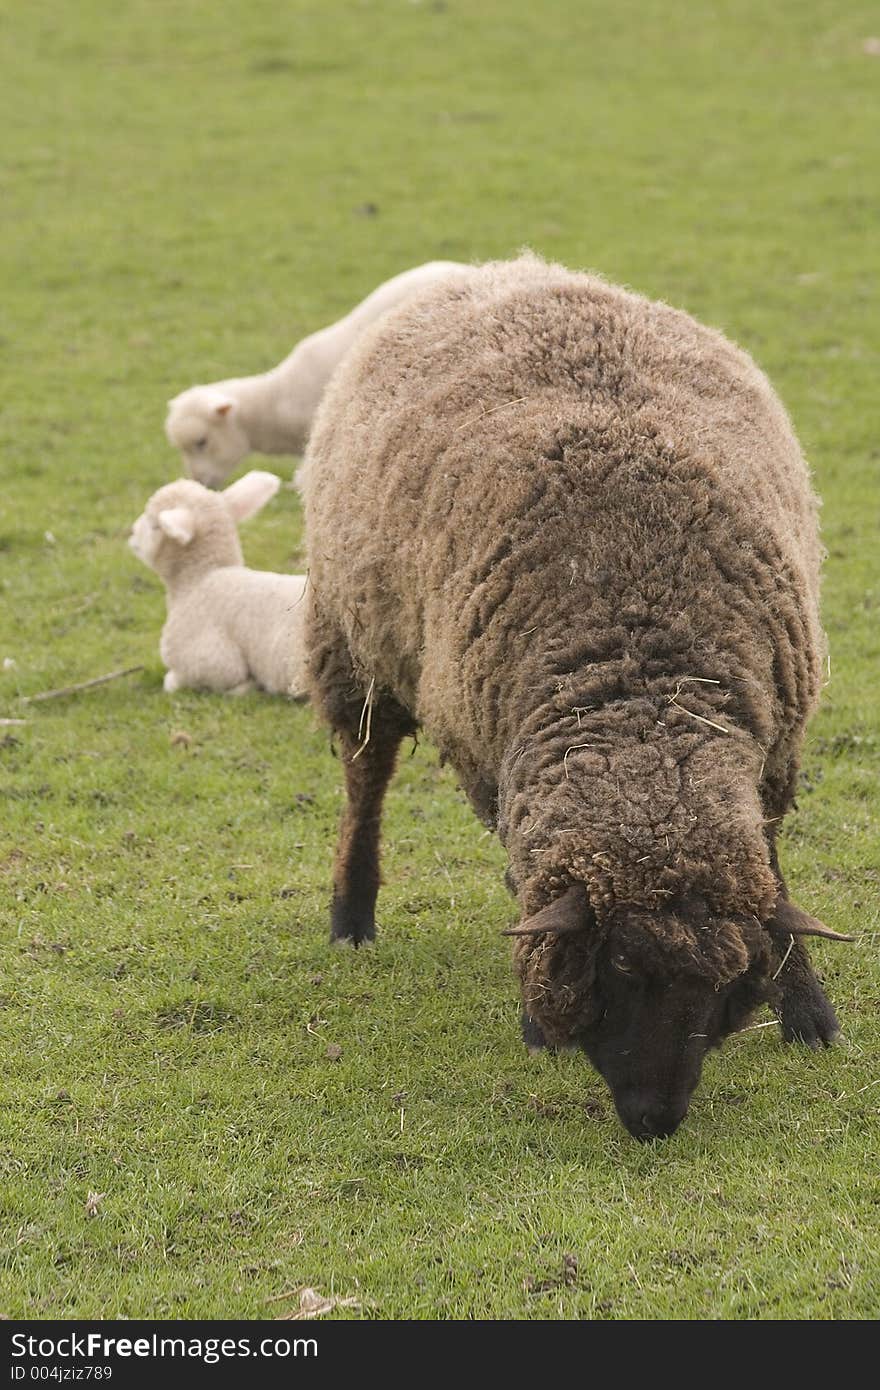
[767,838,840,1047]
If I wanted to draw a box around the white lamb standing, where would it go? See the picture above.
[129,470,308,697]
[165,260,473,489]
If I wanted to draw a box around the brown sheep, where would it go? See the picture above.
[302,253,851,1140]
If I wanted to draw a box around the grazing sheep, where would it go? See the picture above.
[302,252,852,1141]
[165,260,473,488]
[130,471,308,697]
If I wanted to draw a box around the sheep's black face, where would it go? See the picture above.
[578,928,772,1140]
[514,889,774,1141]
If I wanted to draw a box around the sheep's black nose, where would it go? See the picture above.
[618,1097,688,1141]
[637,1111,679,1141]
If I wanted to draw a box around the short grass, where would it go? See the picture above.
[1,0,878,1320]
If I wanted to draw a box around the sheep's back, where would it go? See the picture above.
[304,255,823,780]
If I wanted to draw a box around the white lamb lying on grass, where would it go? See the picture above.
[129,470,308,697]
[165,259,472,488]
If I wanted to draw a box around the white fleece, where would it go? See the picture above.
[165,260,474,488]
[129,471,308,697]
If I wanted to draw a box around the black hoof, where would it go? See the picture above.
[778,983,840,1049]
[330,894,376,947]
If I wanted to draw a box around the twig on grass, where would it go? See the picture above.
[854,1079,880,1095]
[273,1287,362,1320]
[21,666,144,704]
[84,1191,106,1218]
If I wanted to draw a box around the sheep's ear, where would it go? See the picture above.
[214,398,234,419]
[502,882,590,938]
[157,506,196,545]
[772,898,855,943]
[223,470,282,523]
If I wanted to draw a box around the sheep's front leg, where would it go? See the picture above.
[770,934,840,1047]
[306,609,415,945]
[331,705,411,945]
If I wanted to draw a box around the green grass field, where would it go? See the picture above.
[1,0,878,1320]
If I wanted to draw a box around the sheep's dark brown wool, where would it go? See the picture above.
[303,254,850,1140]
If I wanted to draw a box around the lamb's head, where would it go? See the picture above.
[165,387,250,488]
[510,884,847,1140]
[129,470,281,580]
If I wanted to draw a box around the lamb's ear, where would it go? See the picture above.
[772,898,855,943]
[502,882,590,938]
[157,506,196,545]
[214,397,235,419]
[223,470,282,523]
